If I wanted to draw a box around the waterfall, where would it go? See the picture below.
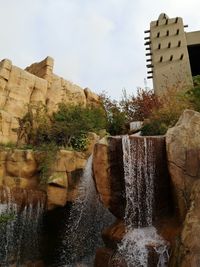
[59,155,114,267]
[0,187,45,266]
[118,135,169,267]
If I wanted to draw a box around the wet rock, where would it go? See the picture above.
[102,220,125,249]
[0,186,46,208]
[47,185,67,209]
[166,109,200,219]
[94,248,127,267]
[178,180,200,267]
[93,137,125,218]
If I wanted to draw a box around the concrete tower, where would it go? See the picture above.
[145,13,200,95]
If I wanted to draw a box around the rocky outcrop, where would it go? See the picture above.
[0,57,100,144]
[0,148,90,209]
[93,135,172,220]
[166,109,200,220]
[0,186,46,208]
[93,137,125,218]
[179,180,200,267]
[166,109,200,267]
[93,135,174,267]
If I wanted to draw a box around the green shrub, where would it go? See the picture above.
[50,104,106,148]
[35,142,58,185]
[16,103,106,151]
[141,87,192,136]
[99,92,127,135]
[141,120,168,136]
[70,134,88,151]
[186,75,200,112]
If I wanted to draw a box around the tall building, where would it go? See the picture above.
[145,13,200,95]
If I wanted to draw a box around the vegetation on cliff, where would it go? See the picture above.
[99,75,200,136]
[8,75,200,150]
[15,103,106,151]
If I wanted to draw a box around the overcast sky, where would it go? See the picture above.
[0,0,200,99]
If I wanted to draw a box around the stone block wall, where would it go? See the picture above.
[0,56,100,144]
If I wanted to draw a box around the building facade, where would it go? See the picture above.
[145,13,200,95]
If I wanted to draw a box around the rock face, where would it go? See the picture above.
[93,135,172,220]
[93,135,173,267]
[93,137,125,219]
[166,109,200,220]
[0,148,89,209]
[179,180,200,267]
[0,57,100,144]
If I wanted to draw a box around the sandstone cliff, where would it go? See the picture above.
[0,57,99,144]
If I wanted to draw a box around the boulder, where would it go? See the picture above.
[0,147,91,208]
[84,87,100,107]
[166,109,200,219]
[93,137,125,218]
[102,220,126,249]
[25,56,54,82]
[47,185,67,209]
[179,180,200,267]
[6,149,38,178]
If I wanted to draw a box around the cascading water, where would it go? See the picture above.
[59,155,114,267]
[118,135,169,267]
[0,187,45,266]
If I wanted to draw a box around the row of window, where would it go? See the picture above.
[158,53,184,62]
[156,28,180,38]
[157,40,181,50]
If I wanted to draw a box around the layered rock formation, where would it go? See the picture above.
[166,109,200,220]
[93,135,173,267]
[166,109,200,267]
[0,57,100,144]
[93,137,125,219]
[0,148,95,209]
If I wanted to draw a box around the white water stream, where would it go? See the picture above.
[60,155,114,267]
[118,135,169,267]
[0,187,45,267]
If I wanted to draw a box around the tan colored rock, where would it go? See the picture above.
[30,77,48,104]
[84,87,100,107]
[173,180,200,267]
[54,150,76,172]
[0,57,100,144]
[0,150,7,178]
[48,171,68,188]
[75,152,87,169]
[53,150,87,173]
[6,149,38,178]
[166,109,200,219]
[0,110,18,143]
[25,56,54,82]
[46,75,87,112]
[0,59,12,81]
[47,185,67,209]
[2,175,37,189]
